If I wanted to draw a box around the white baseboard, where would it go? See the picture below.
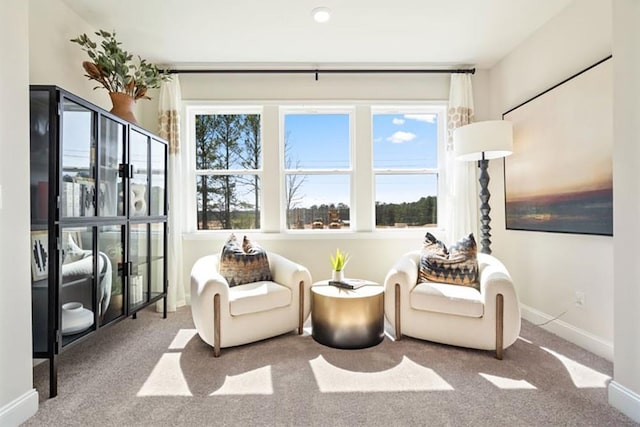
[609,381,640,423]
[520,304,613,361]
[0,389,38,427]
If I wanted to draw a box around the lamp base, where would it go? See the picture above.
[478,158,491,255]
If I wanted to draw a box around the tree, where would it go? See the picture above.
[195,114,248,229]
[215,115,242,229]
[284,131,307,228]
[236,115,261,228]
[195,114,223,229]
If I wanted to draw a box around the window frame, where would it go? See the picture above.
[371,105,447,230]
[183,101,447,235]
[185,104,264,232]
[280,106,356,232]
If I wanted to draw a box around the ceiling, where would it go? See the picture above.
[61,0,573,70]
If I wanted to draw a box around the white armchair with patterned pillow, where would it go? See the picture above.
[190,235,312,357]
[384,245,521,359]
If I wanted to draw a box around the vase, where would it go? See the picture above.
[331,270,345,282]
[108,92,138,124]
[61,302,94,335]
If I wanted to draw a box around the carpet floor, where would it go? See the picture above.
[25,306,638,426]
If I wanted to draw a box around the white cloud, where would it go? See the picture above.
[373,137,382,143]
[392,118,405,125]
[387,131,416,144]
[404,114,436,123]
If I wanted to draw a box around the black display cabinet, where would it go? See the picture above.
[29,86,168,398]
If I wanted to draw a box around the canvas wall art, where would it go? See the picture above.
[503,57,613,236]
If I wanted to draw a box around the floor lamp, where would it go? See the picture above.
[453,120,513,254]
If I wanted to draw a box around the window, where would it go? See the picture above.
[372,108,443,229]
[186,103,445,233]
[282,109,352,230]
[193,109,262,230]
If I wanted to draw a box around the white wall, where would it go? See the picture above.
[0,2,39,426]
[610,0,640,422]
[487,0,614,359]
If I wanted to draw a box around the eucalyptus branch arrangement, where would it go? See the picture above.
[70,30,170,101]
[330,248,350,272]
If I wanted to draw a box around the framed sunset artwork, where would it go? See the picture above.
[503,57,613,236]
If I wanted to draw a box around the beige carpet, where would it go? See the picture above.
[25,306,637,426]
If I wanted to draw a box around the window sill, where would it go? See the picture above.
[182,227,444,241]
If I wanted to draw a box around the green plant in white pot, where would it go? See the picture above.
[330,248,350,282]
[70,30,170,124]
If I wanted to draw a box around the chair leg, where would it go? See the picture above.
[298,281,304,335]
[495,293,504,360]
[395,283,402,341]
[214,293,221,357]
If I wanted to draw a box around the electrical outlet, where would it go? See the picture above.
[574,291,585,308]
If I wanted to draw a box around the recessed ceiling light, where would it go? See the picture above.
[312,7,331,23]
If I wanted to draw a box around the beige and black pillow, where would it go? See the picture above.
[219,234,273,287]
[419,232,479,289]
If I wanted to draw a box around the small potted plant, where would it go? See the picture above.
[330,248,350,282]
[70,30,170,124]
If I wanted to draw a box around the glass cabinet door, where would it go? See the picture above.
[30,90,51,226]
[60,226,96,345]
[98,117,125,217]
[61,99,96,218]
[30,230,50,354]
[150,138,166,216]
[98,224,125,325]
[150,222,166,301]
[129,222,149,310]
[30,90,52,354]
[130,130,149,217]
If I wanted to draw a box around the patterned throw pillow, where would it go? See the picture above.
[219,234,273,287]
[419,232,479,289]
[422,232,448,257]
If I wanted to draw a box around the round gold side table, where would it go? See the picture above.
[311,281,384,349]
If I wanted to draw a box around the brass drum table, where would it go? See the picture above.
[311,280,384,349]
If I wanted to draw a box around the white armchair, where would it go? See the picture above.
[384,251,521,359]
[191,252,312,357]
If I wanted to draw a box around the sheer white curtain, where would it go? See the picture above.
[157,76,186,311]
[444,74,478,244]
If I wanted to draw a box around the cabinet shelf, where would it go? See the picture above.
[30,85,168,398]
[61,276,94,288]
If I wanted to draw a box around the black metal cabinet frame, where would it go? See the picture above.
[29,86,168,398]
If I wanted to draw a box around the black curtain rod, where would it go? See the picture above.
[167,68,475,79]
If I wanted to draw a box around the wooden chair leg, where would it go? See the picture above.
[214,293,221,357]
[298,281,304,334]
[395,283,402,341]
[495,293,504,360]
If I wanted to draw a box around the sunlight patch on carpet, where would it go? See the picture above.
[169,329,198,350]
[479,372,537,389]
[137,353,192,396]
[541,347,610,388]
[210,366,273,395]
[309,355,454,392]
[383,330,397,341]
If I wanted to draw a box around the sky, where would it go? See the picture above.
[284,112,439,207]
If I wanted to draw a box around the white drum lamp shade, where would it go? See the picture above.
[454,120,513,161]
